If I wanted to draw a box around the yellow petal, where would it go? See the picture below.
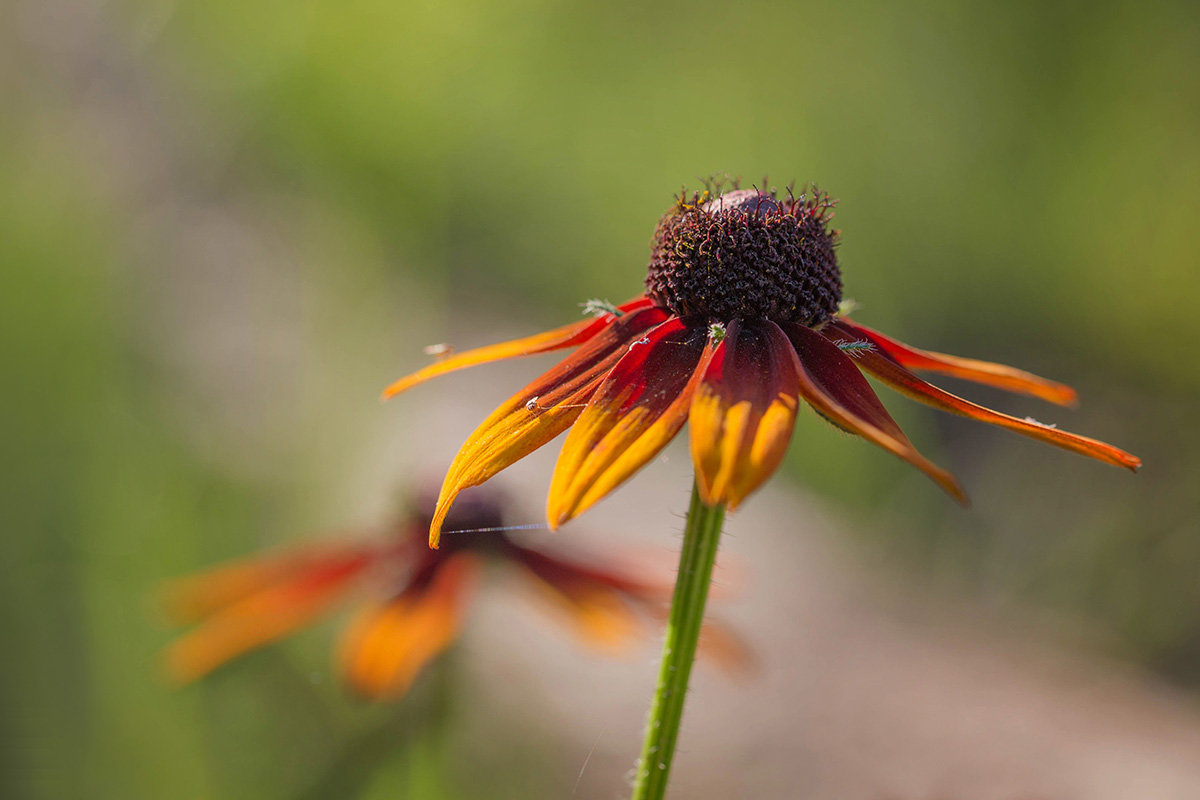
[428,306,671,546]
[689,321,800,510]
[547,320,712,527]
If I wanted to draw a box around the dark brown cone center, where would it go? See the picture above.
[645,188,842,326]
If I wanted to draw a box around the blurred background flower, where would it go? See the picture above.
[163,484,748,698]
[3,0,1199,798]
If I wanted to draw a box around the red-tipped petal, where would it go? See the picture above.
[506,540,751,666]
[836,337,1142,471]
[833,319,1078,407]
[503,540,673,603]
[428,305,671,546]
[161,549,326,626]
[511,557,643,652]
[781,321,968,503]
[163,549,375,684]
[547,319,713,527]
[338,553,481,701]
[689,320,801,510]
[381,296,654,399]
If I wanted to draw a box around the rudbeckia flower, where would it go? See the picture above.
[384,184,1140,546]
[162,488,746,700]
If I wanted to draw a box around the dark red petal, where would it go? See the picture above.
[842,340,1142,471]
[547,318,713,527]
[689,320,801,509]
[382,296,654,399]
[428,305,671,546]
[780,321,967,503]
[831,319,1078,407]
[503,541,663,651]
[502,540,672,602]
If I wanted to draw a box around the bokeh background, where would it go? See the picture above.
[4,0,1200,797]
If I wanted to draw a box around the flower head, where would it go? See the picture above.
[162,487,743,701]
[384,181,1140,547]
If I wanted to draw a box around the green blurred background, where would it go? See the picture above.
[4,0,1199,797]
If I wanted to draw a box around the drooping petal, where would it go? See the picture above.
[689,320,801,509]
[161,549,331,626]
[832,318,1078,407]
[502,540,672,602]
[780,321,967,502]
[547,319,714,528]
[428,305,672,546]
[697,618,758,677]
[381,296,654,399]
[505,540,752,666]
[510,556,642,652]
[338,553,481,700]
[163,548,375,684]
[833,336,1142,471]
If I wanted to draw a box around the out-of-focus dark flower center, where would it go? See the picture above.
[413,485,507,552]
[645,188,843,326]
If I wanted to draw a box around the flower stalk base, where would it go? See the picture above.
[631,481,726,800]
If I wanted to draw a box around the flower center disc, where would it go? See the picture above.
[645,188,843,326]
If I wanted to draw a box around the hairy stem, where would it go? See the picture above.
[630,481,725,800]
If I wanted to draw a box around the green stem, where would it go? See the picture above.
[631,480,726,800]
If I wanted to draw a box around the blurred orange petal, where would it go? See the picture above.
[164,549,374,684]
[429,305,671,546]
[382,297,653,399]
[690,320,800,510]
[833,319,1079,407]
[698,619,758,678]
[781,321,967,503]
[339,553,482,700]
[515,563,642,652]
[161,552,308,626]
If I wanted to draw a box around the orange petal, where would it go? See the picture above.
[833,318,1078,407]
[547,319,713,528]
[513,561,642,652]
[163,549,374,684]
[161,551,311,626]
[338,553,481,701]
[697,618,758,678]
[636,605,756,677]
[839,338,1142,471]
[781,321,968,503]
[689,320,801,510]
[381,296,654,399]
[428,305,671,546]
